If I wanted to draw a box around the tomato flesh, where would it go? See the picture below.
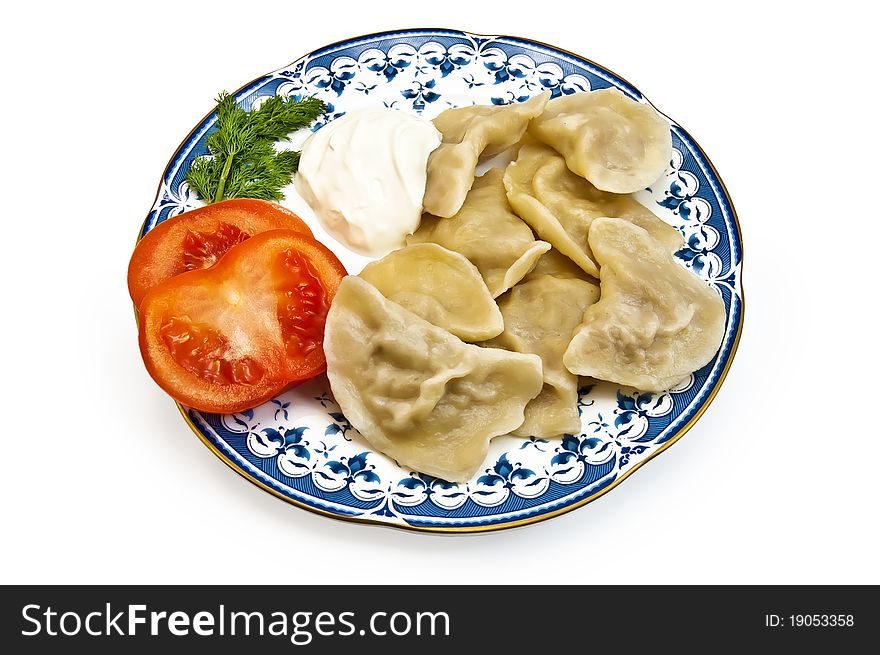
[277,248,328,359]
[183,222,250,272]
[128,199,313,308]
[160,316,266,385]
[158,248,329,386]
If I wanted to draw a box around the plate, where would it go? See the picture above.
[140,28,744,532]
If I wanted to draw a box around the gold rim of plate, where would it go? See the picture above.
[135,28,746,534]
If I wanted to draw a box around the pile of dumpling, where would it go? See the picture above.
[324,88,726,482]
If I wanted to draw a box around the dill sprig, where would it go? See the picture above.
[186,92,325,203]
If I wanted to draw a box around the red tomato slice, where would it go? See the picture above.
[138,230,347,413]
[128,199,313,307]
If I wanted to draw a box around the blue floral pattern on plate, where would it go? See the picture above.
[143,29,743,532]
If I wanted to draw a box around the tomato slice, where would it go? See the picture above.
[138,230,347,413]
[128,198,313,307]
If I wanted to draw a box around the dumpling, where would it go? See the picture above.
[529,88,672,194]
[521,247,592,283]
[324,276,544,482]
[563,218,726,392]
[358,243,503,341]
[483,274,599,438]
[409,169,550,297]
[423,92,550,218]
[504,140,682,278]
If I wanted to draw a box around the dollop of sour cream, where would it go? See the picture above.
[295,108,441,257]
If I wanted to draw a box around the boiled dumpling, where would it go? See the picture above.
[358,243,503,341]
[483,274,599,438]
[324,276,544,482]
[529,88,672,194]
[409,169,550,297]
[504,140,682,277]
[563,218,726,392]
[521,247,593,283]
[423,92,550,218]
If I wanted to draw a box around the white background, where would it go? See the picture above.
[2,1,878,585]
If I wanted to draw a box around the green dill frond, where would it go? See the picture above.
[184,91,324,203]
[185,156,219,202]
[249,95,327,141]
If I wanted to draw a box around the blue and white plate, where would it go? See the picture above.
[140,29,744,532]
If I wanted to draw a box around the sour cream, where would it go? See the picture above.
[295,108,441,257]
